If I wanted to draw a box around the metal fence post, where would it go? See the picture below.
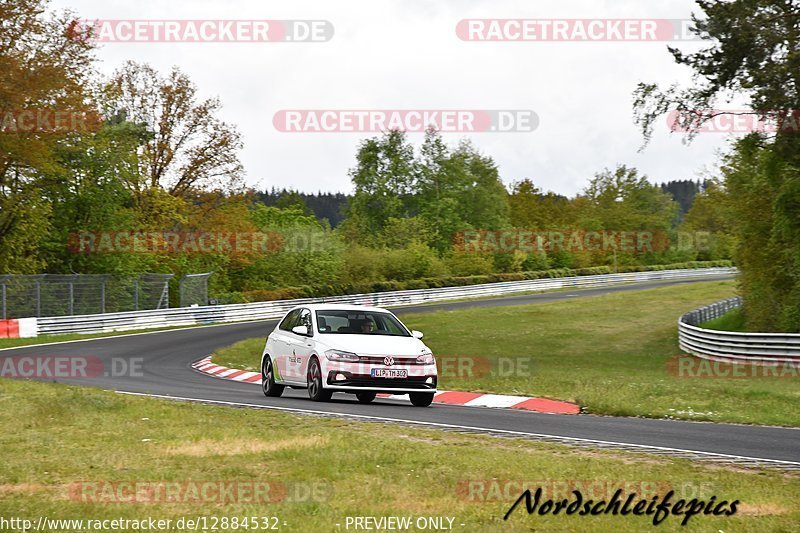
[1,281,5,319]
[68,280,74,315]
[35,281,41,317]
[133,279,139,311]
[100,279,106,314]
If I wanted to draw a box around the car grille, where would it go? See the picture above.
[357,356,421,365]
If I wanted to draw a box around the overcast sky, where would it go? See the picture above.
[50,0,733,196]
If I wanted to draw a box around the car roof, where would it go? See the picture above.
[289,303,391,313]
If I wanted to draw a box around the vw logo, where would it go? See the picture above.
[383,356,394,366]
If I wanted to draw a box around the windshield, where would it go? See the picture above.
[315,310,411,336]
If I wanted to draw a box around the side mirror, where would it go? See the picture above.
[292,325,310,336]
[411,330,424,339]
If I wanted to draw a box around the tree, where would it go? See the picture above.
[346,130,416,239]
[448,140,510,231]
[102,61,244,199]
[345,129,511,250]
[415,128,460,249]
[43,121,145,275]
[682,180,731,234]
[633,0,800,158]
[273,190,312,215]
[724,138,800,331]
[633,0,800,331]
[660,179,705,217]
[680,179,736,261]
[254,188,350,227]
[0,0,95,272]
[581,165,677,231]
[414,133,510,251]
[508,179,573,229]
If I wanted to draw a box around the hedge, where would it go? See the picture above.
[239,260,734,303]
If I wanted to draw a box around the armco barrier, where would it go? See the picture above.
[27,267,735,337]
[679,297,800,364]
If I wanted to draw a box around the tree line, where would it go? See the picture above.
[1,0,796,331]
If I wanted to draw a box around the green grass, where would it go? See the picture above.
[0,378,798,532]
[700,307,747,332]
[214,337,264,372]
[214,280,800,427]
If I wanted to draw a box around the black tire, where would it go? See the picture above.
[307,358,332,402]
[261,356,284,397]
[409,392,434,407]
[356,392,376,404]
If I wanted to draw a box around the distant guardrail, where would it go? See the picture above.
[678,297,800,364]
[11,267,735,338]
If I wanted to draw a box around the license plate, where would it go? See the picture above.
[371,368,408,378]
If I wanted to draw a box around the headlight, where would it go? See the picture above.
[416,350,435,365]
[325,349,360,363]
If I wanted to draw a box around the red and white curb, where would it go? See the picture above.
[192,356,580,415]
[193,355,263,384]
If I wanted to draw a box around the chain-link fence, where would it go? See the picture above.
[179,272,213,307]
[0,273,184,319]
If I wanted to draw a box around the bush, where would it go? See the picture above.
[522,252,550,271]
[340,245,386,282]
[237,260,733,302]
[382,242,447,281]
[443,251,495,276]
[491,250,527,273]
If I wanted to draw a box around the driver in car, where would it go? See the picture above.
[359,319,375,334]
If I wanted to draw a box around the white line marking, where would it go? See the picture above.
[114,390,800,467]
[0,318,277,352]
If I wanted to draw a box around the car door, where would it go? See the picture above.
[272,309,301,383]
[285,308,314,382]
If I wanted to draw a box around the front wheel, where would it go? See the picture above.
[307,358,332,402]
[262,357,284,397]
[409,392,434,407]
[356,392,376,404]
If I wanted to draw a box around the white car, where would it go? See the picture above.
[260,304,437,406]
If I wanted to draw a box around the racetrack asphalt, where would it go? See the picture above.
[4,275,799,467]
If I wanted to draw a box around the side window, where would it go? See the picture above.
[278,309,301,332]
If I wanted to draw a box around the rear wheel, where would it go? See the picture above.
[308,358,332,402]
[262,357,284,397]
[409,392,434,407]
[356,392,376,404]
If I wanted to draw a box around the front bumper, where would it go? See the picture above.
[324,361,438,393]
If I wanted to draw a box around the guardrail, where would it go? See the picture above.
[26,267,735,337]
[678,297,800,364]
